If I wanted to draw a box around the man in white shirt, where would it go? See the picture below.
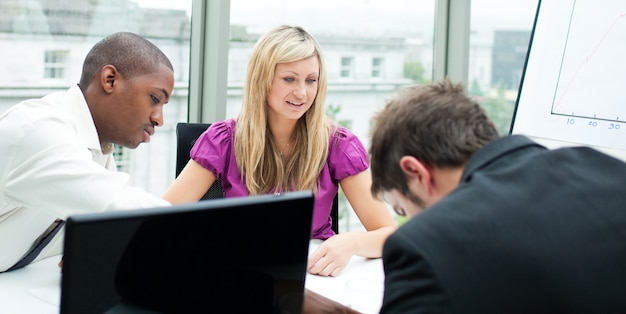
[0,32,175,272]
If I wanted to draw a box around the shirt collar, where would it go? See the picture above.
[58,84,108,154]
[460,135,546,183]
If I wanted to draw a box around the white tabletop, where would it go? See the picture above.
[0,240,384,314]
[306,240,385,313]
[0,255,61,314]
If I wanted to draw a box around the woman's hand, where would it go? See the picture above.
[307,233,356,276]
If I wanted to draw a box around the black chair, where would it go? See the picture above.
[175,122,339,234]
[175,122,225,199]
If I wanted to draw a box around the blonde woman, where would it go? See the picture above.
[163,25,396,277]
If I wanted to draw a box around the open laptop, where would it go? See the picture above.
[60,191,314,314]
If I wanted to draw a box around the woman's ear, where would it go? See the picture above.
[399,156,434,195]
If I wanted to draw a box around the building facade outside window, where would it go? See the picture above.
[340,56,354,78]
[372,57,383,78]
[44,50,68,79]
[469,0,539,135]
[113,145,131,173]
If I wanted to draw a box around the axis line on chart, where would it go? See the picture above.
[553,12,626,115]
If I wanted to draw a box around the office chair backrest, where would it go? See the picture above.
[176,122,224,199]
[175,122,339,233]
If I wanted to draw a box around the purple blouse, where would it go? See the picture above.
[190,119,369,239]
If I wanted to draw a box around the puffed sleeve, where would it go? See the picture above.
[327,126,369,182]
[190,119,234,179]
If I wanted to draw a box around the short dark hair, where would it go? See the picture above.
[369,78,500,198]
[78,32,173,89]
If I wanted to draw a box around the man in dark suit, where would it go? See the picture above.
[304,79,626,313]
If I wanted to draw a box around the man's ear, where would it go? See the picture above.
[399,156,434,195]
[100,65,118,94]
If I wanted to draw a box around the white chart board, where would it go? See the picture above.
[511,0,626,160]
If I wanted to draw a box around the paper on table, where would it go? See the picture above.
[25,283,61,307]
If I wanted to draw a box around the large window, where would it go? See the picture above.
[468,0,539,135]
[0,1,539,231]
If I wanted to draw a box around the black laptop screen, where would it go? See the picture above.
[60,191,314,314]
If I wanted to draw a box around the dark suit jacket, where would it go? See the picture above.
[381,135,626,313]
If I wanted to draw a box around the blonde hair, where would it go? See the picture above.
[235,25,332,195]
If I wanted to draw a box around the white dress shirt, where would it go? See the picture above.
[0,84,170,271]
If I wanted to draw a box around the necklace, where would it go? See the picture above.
[279,141,292,158]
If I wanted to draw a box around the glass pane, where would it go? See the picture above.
[468,0,539,135]
[0,0,192,195]
[229,0,436,231]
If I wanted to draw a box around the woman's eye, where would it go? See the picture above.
[151,95,160,104]
[306,78,317,84]
[283,77,294,82]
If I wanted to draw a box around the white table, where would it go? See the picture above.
[0,255,61,314]
[0,240,384,314]
[306,240,385,313]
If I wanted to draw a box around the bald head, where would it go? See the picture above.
[79,32,173,89]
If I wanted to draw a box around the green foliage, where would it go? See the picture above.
[396,214,409,226]
[403,61,425,83]
[477,84,515,136]
[469,78,484,96]
[326,103,351,128]
[326,103,341,119]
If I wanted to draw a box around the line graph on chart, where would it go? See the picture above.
[551,2,626,122]
[512,0,626,154]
